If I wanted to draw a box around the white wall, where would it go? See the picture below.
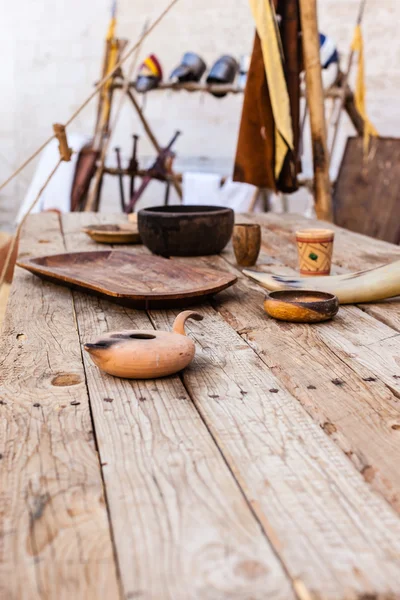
[0,0,398,225]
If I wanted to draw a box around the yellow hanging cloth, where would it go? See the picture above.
[248,0,294,178]
[351,24,378,154]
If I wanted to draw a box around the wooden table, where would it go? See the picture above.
[1,212,400,600]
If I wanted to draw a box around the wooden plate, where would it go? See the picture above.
[82,223,141,244]
[17,251,237,308]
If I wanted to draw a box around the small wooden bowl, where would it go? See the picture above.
[82,223,141,244]
[263,290,339,323]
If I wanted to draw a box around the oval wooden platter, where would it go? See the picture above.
[82,223,141,244]
[17,251,237,309]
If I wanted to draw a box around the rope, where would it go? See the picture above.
[0,0,180,195]
[330,0,368,156]
[65,0,180,127]
[0,158,64,290]
[0,135,55,194]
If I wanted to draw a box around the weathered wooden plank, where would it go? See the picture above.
[249,263,400,400]
[334,136,400,244]
[198,252,400,512]
[151,301,400,598]
[0,214,120,600]
[240,213,400,397]
[238,212,400,351]
[61,212,295,600]
[70,213,400,515]
[251,211,400,332]
[199,217,400,511]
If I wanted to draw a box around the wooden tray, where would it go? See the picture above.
[17,251,237,308]
[82,223,141,244]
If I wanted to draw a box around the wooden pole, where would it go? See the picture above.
[329,0,367,157]
[299,0,333,221]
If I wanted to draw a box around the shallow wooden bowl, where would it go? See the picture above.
[263,290,339,323]
[82,223,141,244]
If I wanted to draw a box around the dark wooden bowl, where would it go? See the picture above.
[264,290,339,323]
[138,205,234,257]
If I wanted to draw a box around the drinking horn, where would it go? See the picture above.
[243,260,400,304]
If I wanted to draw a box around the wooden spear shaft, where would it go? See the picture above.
[329,0,367,156]
[299,0,333,221]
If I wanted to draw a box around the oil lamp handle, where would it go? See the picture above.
[172,311,203,336]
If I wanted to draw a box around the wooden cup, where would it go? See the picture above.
[295,228,334,276]
[232,223,261,267]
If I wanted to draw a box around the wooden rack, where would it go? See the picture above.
[113,80,342,98]
[111,78,364,137]
[103,165,316,188]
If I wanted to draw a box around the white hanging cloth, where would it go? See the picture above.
[16,133,90,224]
[219,178,261,212]
[183,172,261,212]
[182,172,221,206]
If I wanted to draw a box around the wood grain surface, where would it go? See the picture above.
[0,214,120,599]
[214,213,400,513]
[3,211,400,599]
[152,301,400,599]
[334,137,400,244]
[61,212,294,600]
